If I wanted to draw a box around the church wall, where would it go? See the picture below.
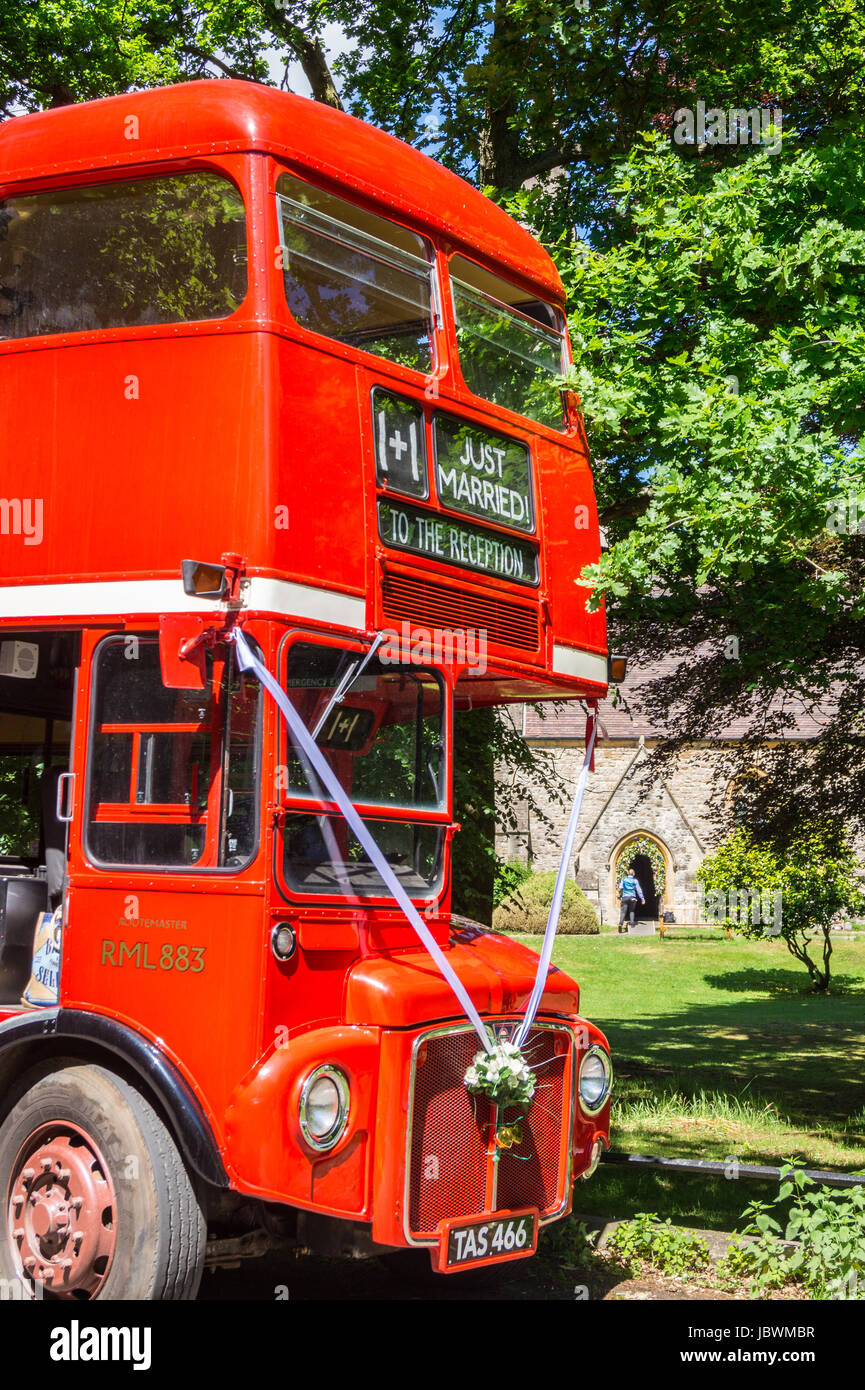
[494,740,835,925]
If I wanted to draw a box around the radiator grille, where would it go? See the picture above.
[494,1029,566,1215]
[407,1024,571,1240]
[408,1030,490,1235]
[381,573,540,653]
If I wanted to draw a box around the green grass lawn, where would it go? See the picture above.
[516,931,865,1229]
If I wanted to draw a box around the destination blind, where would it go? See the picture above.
[434,415,534,533]
[378,500,539,586]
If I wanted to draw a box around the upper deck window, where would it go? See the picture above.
[0,172,247,341]
[277,173,436,374]
[449,255,566,429]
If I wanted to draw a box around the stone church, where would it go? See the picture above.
[495,662,838,927]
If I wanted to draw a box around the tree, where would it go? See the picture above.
[452,704,566,923]
[0,1,343,118]
[335,2,865,229]
[539,128,865,842]
[697,822,864,991]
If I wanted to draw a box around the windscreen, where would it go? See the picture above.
[278,641,446,898]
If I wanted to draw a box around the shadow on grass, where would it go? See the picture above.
[599,993,865,1138]
[703,969,865,997]
[573,1165,778,1232]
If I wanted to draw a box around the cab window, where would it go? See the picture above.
[86,636,260,870]
[277,639,446,899]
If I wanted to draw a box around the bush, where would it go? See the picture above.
[723,1164,865,1299]
[606,1214,711,1279]
[492,870,599,935]
[492,858,533,908]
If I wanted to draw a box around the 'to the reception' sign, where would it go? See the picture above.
[378,500,539,586]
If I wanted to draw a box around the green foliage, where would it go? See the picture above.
[0,752,42,857]
[606,1212,711,1279]
[698,821,865,990]
[336,1,865,206]
[551,133,865,623]
[724,1164,865,1299]
[493,857,533,908]
[452,707,567,924]
[540,1217,598,1267]
[493,869,599,935]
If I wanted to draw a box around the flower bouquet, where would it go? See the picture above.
[464,1039,536,1109]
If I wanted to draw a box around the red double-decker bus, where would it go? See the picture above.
[0,80,611,1299]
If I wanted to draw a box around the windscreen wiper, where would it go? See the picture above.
[310,632,386,740]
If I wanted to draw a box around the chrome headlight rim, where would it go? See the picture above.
[299,1064,350,1152]
[578,1044,613,1117]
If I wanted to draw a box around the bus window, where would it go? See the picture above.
[86,638,260,870]
[276,173,436,374]
[0,172,247,340]
[449,254,566,429]
[282,814,443,897]
[278,640,445,900]
[281,641,445,812]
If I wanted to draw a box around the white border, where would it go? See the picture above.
[551,643,607,684]
[0,577,367,629]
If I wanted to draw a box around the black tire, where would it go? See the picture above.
[0,1058,206,1300]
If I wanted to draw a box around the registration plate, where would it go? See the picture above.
[434,1209,538,1273]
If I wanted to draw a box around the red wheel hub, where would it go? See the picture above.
[5,1124,117,1298]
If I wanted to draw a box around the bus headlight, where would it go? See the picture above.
[299,1065,350,1151]
[578,1046,612,1116]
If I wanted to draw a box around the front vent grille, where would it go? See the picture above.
[407,1024,571,1239]
[381,573,540,653]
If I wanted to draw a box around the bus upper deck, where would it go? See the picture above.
[0,80,606,700]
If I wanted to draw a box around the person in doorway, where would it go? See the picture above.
[618,861,645,932]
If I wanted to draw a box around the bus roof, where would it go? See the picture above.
[0,80,564,303]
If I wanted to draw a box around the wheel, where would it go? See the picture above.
[0,1059,206,1300]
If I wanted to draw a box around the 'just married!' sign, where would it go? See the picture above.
[434,415,534,534]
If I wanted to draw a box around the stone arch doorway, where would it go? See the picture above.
[612,833,671,921]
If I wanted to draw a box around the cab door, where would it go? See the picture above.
[61,626,268,1139]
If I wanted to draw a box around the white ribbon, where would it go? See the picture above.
[233,627,491,1051]
[514,710,598,1047]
